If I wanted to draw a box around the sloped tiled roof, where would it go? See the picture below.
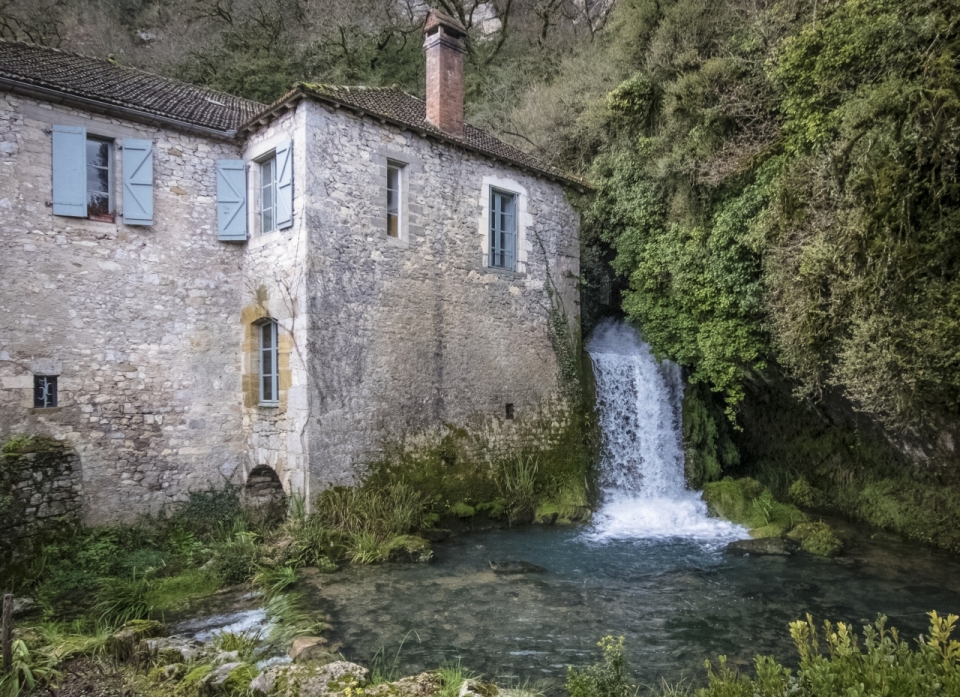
[245,83,588,189]
[0,40,264,132]
[0,40,586,187]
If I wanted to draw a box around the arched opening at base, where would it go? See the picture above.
[244,465,287,523]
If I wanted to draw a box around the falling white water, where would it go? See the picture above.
[585,319,747,542]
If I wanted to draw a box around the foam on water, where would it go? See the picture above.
[585,319,747,543]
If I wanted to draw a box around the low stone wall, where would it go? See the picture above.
[1,442,83,556]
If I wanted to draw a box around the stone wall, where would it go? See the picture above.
[302,100,581,492]
[0,93,248,524]
[0,441,82,557]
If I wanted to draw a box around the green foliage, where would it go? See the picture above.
[788,522,843,557]
[566,636,632,697]
[436,659,479,697]
[1,434,62,455]
[449,502,476,518]
[498,455,540,516]
[214,631,261,663]
[682,383,739,487]
[788,478,821,509]
[0,639,59,697]
[209,521,260,585]
[170,485,246,540]
[93,570,155,624]
[253,564,298,599]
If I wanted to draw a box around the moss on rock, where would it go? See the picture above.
[702,477,842,556]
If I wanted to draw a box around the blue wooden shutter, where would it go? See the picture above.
[52,125,87,217]
[275,139,293,230]
[122,138,153,225]
[217,159,247,241]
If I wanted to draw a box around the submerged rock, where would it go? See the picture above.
[289,635,338,664]
[459,679,499,697]
[386,535,434,563]
[725,538,796,556]
[249,660,369,697]
[488,560,546,574]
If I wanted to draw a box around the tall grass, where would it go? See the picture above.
[93,570,155,624]
[499,454,541,514]
[436,658,478,697]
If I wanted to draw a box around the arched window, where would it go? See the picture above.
[258,319,279,405]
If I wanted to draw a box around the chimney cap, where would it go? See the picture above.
[423,9,466,38]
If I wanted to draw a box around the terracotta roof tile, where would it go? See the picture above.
[0,39,263,132]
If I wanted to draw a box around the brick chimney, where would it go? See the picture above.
[423,10,467,136]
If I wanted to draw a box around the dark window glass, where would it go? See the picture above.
[387,163,401,237]
[33,375,57,408]
[86,138,112,220]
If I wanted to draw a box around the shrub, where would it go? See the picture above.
[567,636,632,697]
[787,522,843,558]
[210,522,260,585]
[788,478,821,509]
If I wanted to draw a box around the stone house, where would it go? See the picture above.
[0,12,584,524]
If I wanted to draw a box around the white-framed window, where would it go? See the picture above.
[259,320,279,405]
[86,136,114,221]
[259,154,277,234]
[489,188,517,270]
[387,161,404,238]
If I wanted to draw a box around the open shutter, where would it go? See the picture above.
[216,159,247,241]
[275,139,293,230]
[122,139,153,225]
[52,125,87,217]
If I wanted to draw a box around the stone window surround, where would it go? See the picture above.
[371,148,424,248]
[478,175,530,277]
[243,130,293,240]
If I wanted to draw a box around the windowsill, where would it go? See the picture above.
[383,233,409,248]
[258,402,280,409]
[485,266,526,279]
[30,407,62,414]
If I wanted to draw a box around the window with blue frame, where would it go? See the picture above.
[489,189,516,270]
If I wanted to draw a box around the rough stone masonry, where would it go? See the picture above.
[0,12,583,524]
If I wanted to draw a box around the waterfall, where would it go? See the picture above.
[585,319,746,542]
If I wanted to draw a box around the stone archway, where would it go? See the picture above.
[244,465,286,522]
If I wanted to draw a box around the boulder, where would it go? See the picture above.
[212,650,241,666]
[137,636,204,665]
[250,660,369,697]
[488,560,546,575]
[725,538,796,556]
[508,507,535,527]
[107,620,167,661]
